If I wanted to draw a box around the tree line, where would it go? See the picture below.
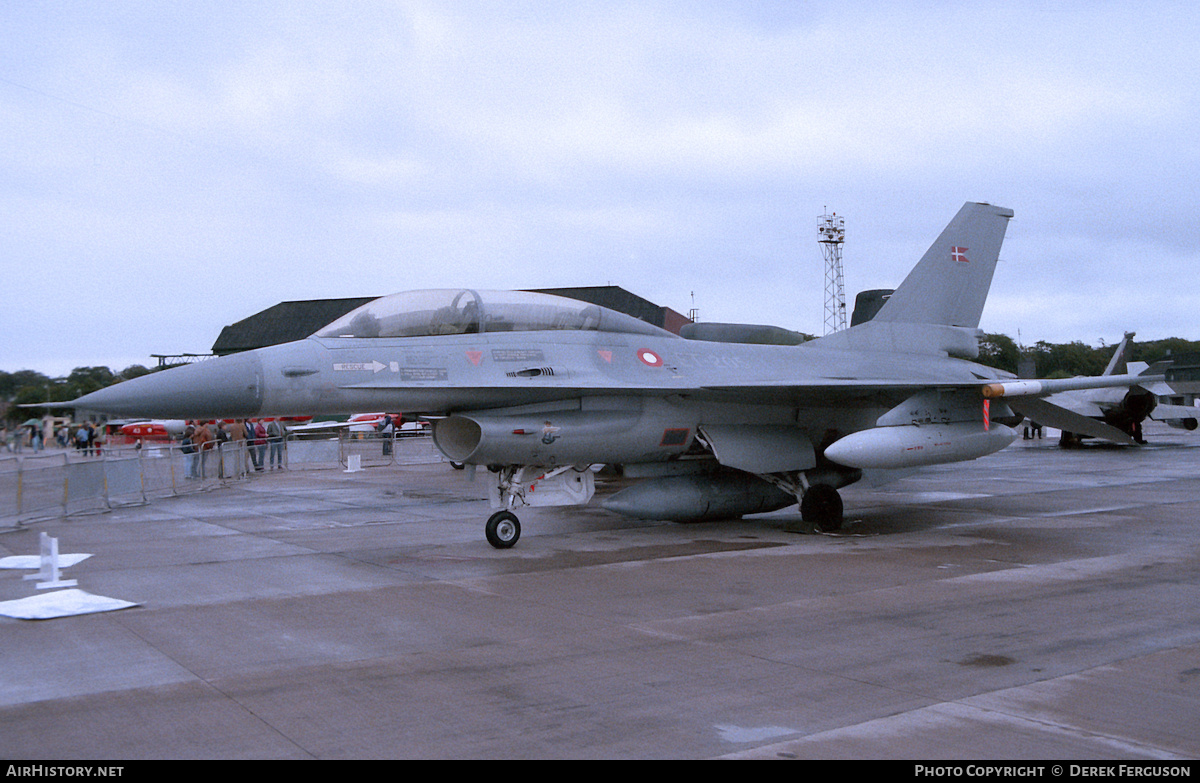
[977,335,1200,379]
[1,365,154,422]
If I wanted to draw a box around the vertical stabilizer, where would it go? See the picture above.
[873,202,1014,328]
[1102,332,1135,376]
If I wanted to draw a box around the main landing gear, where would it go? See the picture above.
[761,467,858,534]
[800,484,844,533]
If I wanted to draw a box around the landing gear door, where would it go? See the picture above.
[494,466,596,510]
[698,425,816,474]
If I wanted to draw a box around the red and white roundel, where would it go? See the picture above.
[637,348,664,367]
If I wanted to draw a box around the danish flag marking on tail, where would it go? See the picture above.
[951,246,970,263]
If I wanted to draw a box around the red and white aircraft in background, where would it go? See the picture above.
[117,419,187,441]
[116,416,316,442]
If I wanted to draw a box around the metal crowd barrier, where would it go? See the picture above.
[331,430,444,470]
[0,441,251,527]
[1,431,445,527]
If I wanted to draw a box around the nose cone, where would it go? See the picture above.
[73,351,264,419]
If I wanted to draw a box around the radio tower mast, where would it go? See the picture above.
[819,209,847,334]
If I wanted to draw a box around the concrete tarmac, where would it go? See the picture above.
[1,423,1198,760]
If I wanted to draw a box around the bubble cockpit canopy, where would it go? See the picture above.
[313,289,671,340]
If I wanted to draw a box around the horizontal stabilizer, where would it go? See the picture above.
[1149,403,1200,423]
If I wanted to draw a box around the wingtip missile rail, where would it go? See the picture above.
[980,374,1167,400]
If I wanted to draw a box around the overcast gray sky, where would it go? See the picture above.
[4,1,1198,377]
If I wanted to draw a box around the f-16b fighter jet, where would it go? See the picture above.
[73,202,1176,548]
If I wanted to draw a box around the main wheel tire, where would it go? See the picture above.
[486,510,521,548]
[801,484,843,532]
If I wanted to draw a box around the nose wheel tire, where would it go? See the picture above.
[486,510,521,548]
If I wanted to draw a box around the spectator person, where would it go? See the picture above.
[227,419,246,476]
[215,421,230,478]
[266,419,285,470]
[192,420,213,479]
[244,419,261,472]
[92,422,105,457]
[253,419,267,471]
[42,416,55,450]
[180,422,197,477]
[379,415,394,457]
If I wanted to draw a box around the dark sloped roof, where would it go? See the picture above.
[527,286,667,328]
[211,298,375,355]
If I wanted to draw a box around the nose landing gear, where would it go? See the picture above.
[486,510,521,548]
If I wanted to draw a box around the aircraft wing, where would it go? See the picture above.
[695,379,992,407]
[345,369,1164,402]
[342,377,991,409]
[1035,392,1105,419]
[1005,397,1137,445]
